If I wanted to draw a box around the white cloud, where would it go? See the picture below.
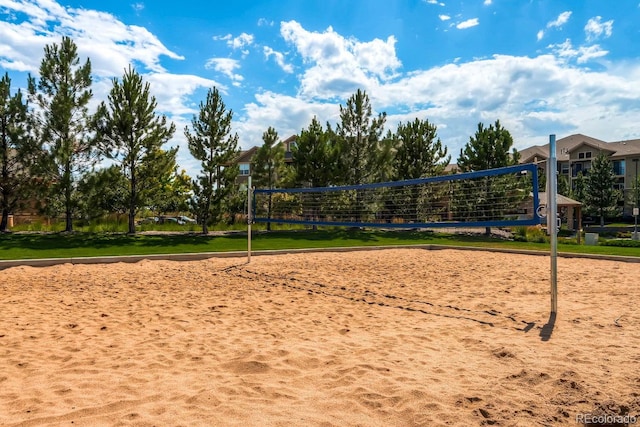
[236,21,640,163]
[424,0,444,4]
[547,11,572,28]
[0,0,68,27]
[257,18,274,27]
[483,0,492,5]
[456,18,479,30]
[537,11,572,42]
[280,20,402,99]
[584,16,613,42]
[213,34,232,42]
[0,1,183,76]
[213,32,254,50]
[205,58,244,84]
[439,15,451,21]
[548,39,608,64]
[263,46,293,73]
[230,32,254,50]
[240,47,640,167]
[236,91,340,149]
[392,54,638,149]
[132,3,144,12]
[144,72,224,116]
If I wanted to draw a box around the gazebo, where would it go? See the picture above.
[538,192,583,243]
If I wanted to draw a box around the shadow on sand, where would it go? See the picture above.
[539,312,556,342]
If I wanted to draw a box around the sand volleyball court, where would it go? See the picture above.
[1,248,639,426]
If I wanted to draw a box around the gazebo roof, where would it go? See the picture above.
[538,192,582,207]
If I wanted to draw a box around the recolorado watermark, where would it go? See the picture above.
[576,413,637,425]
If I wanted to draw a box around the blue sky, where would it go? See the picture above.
[1,0,640,178]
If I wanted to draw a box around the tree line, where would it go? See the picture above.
[0,36,241,234]
[0,36,623,234]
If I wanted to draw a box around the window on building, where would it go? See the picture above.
[573,163,583,177]
[578,152,584,159]
[613,160,625,176]
[561,163,569,174]
[239,163,250,175]
[585,151,592,158]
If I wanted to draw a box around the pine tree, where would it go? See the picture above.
[335,89,386,222]
[290,117,340,228]
[335,89,386,185]
[292,116,338,188]
[0,73,32,232]
[94,66,176,234]
[185,87,239,234]
[457,120,519,171]
[393,118,449,180]
[571,171,586,201]
[456,120,520,235]
[252,127,285,231]
[557,174,570,196]
[375,131,397,183]
[28,36,95,232]
[390,118,450,222]
[584,152,621,226]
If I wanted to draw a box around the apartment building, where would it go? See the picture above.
[519,134,640,216]
[234,135,296,186]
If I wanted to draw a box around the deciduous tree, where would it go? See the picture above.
[77,165,129,221]
[151,168,192,215]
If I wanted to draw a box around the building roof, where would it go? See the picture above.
[444,163,458,173]
[538,192,582,207]
[236,146,258,163]
[607,138,640,159]
[518,133,640,163]
[282,134,297,145]
[519,146,548,164]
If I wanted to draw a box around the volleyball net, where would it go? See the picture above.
[252,163,540,229]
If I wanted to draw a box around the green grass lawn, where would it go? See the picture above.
[1,228,640,261]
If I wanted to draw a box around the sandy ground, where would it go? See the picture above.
[0,248,639,427]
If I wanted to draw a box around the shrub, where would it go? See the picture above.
[513,226,528,242]
[559,236,579,245]
[525,226,548,243]
[600,239,640,248]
